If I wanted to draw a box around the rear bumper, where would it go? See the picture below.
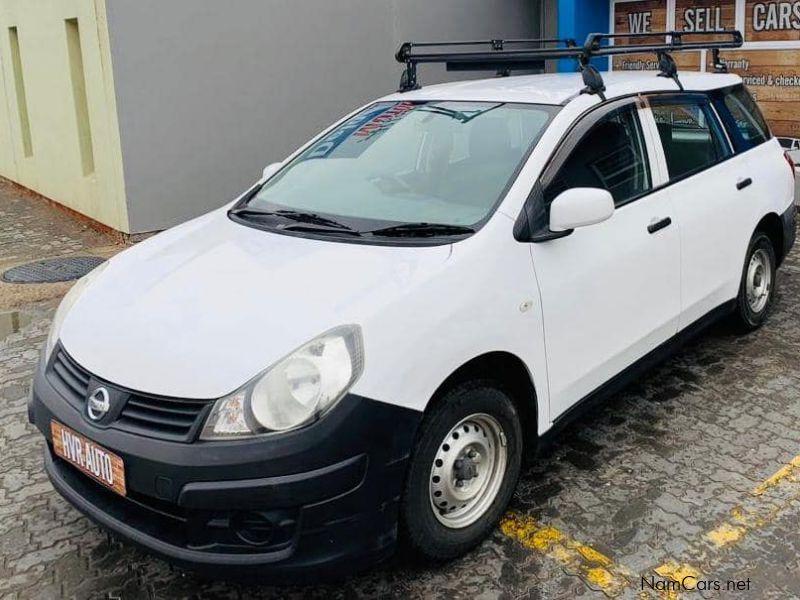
[29,359,422,580]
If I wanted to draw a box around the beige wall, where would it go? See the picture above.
[0,0,128,231]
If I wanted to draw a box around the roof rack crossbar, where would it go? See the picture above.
[396,38,578,91]
[395,38,576,62]
[396,30,743,93]
[584,30,743,54]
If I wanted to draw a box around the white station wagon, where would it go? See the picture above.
[29,32,796,578]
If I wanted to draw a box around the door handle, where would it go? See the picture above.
[647,217,672,234]
[736,177,753,190]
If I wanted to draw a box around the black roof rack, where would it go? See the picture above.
[395,38,576,91]
[395,30,743,97]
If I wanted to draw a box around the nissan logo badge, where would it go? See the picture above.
[87,387,111,421]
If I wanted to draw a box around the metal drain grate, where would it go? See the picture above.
[2,256,106,284]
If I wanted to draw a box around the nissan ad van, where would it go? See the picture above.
[29,39,796,578]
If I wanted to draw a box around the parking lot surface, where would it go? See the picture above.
[2,183,800,599]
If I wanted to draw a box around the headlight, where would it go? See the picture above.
[201,325,364,439]
[44,261,109,364]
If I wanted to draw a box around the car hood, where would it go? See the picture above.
[60,211,452,399]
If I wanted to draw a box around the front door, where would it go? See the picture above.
[529,100,681,421]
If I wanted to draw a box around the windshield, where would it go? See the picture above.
[236,101,557,239]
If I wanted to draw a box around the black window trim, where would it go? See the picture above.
[515,95,654,242]
[709,101,735,155]
[516,87,766,244]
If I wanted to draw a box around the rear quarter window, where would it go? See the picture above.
[717,85,771,151]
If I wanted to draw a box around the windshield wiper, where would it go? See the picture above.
[417,106,471,122]
[229,207,355,231]
[417,104,502,123]
[279,224,362,236]
[368,222,475,238]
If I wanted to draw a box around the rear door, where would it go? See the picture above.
[712,84,793,229]
[648,93,747,328]
[529,99,681,420]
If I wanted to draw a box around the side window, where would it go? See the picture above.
[651,100,731,181]
[544,106,651,207]
[720,85,770,150]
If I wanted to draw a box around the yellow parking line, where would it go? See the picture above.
[648,455,800,596]
[751,455,800,496]
[500,513,703,598]
[705,454,800,549]
[501,455,800,597]
[499,512,633,597]
[650,561,704,599]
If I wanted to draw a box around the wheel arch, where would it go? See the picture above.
[425,351,539,447]
[755,212,785,266]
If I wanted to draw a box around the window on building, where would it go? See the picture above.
[651,100,730,181]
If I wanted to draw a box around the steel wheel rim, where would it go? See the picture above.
[746,248,772,314]
[429,413,508,529]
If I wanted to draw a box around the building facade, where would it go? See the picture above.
[0,0,127,231]
[559,0,800,140]
[2,1,796,234]
[0,0,543,234]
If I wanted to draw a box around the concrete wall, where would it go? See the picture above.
[0,0,128,231]
[106,0,541,233]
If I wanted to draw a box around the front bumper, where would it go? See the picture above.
[29,359,422,579]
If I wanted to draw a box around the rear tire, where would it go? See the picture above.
[733,232,776,332]
[399,380,523,562]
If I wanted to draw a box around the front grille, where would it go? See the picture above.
[51,349,90,409]
[116,396,210,441]
[48,345,212,442]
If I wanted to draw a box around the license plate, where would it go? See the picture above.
[51,420,127,496]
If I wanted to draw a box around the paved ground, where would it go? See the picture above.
[2,183,800,599]
[0,179,124,312]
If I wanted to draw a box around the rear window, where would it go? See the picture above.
[719,86,771,151]
[651,100,731,181]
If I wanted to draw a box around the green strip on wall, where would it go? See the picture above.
[8,26,32,158]
[65,18,94,176]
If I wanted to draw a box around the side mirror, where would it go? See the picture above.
[261,162,282,181]
[550,187,615,232]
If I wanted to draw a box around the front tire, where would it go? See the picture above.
[733,232,776,331]
[399,381,523,562]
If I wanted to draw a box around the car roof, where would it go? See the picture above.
[382,71,742,106]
